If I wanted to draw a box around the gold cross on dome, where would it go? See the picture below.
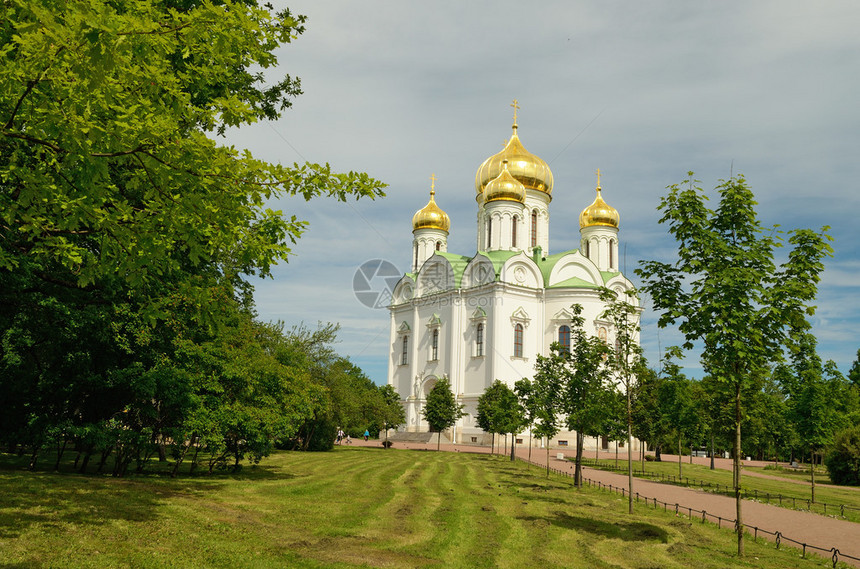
[429,173,436,193]
[596,168,601,188]
[510,99,520,124]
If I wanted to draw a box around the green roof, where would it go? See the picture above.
[433,252,472,289]
[547,276,602,289]
[478,250,520,277]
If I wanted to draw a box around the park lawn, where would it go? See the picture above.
[0,448,840,569]
[579,457,860,522]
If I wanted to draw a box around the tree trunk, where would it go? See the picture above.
[54,439,67,472]
[734,382,744,557]
[710,433,715,470]
[615,442,619,469]
[628,386,634,514]
[596,436,600,460]
[678,434,683,480]
[810,448,816,504]
[545,443,550,478]
[79,451,92,474]
[527,429,533,465]
[655,443,662,462]
[574,431,584,488]
[690,445,693,464]
[437,431,441,451]
[510,433,516,461]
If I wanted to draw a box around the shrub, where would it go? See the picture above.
[825,426,860,486]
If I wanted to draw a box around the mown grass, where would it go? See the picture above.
[578,457,860,522]
[0,448,847,568]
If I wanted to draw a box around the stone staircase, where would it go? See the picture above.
[385,431,452,444]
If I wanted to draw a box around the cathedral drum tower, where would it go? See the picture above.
[386,101,640,451]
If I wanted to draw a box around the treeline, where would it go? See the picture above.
[0,269,402,476]
[631,341,860,474]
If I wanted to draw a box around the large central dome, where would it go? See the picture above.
[475,122,553,200]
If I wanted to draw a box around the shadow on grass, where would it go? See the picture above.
[0,469,224,539]
[520,511,669,543]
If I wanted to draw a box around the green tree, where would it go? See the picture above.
[521,370,562,477]
[657,348,699,479]
[825,426,860,486]
[1,0,384,291]
[535,304,613,487]
[849,350,860,389]
[636,173,832,556]
[422,377,464,451]
[378,384,406,447]
[599,288,643,512]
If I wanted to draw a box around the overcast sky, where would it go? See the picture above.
[227,1,860,385]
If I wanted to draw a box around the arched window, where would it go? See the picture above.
[401,336,409,365]
[514,323,523,357]
[413,243,418,271]
[476,323,484,357]
[584,239,590,258]
[435,241,442,251]
[487,217,493,249]
[431,329,439,360]
[558,325,570,353]
[530,209,538,248]
[512,215,518,248]
[609,239,615,268]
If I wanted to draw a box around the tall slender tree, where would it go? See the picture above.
[636,173,832,556]
[422,377,464,451]
[600,288,643,513]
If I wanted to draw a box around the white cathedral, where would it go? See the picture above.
[386,104,641,451]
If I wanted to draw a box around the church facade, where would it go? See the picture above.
[386,106,640,450]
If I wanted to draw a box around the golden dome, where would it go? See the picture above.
[475,107,553,199]
[412,190,450,232]
[579,183,620,229]
[484,161,526,204]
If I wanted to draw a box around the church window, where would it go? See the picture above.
[487,217,492,248]
[401,336,409,365]
[413,243,418,271]
[584,239,590,258]
[512,215,518,248]
[609,239,615,268]
[436,241,441,251]
[431,328,439,361]
[530,209,537,247]
[476,323,484,357]
[514,323,523,357]
[558,325,570,353]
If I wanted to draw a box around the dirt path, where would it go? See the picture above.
[355,440,860,567]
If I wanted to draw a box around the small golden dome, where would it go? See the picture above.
[412,190,450,232]
[475,108,553,199]
[579,184,620,229]
[484,161,526,203]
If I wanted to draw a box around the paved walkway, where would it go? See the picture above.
[355,439,860,567]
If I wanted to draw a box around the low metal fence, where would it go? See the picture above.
[519,457,860,569]
[577,458,860,520]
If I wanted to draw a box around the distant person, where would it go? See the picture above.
[364,430,370,441]
[336,429,344,445]
[346,435,351,445]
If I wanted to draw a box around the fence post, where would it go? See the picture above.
[831,548,839,569]
[702,510,707,523]
[775,531,782,549]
